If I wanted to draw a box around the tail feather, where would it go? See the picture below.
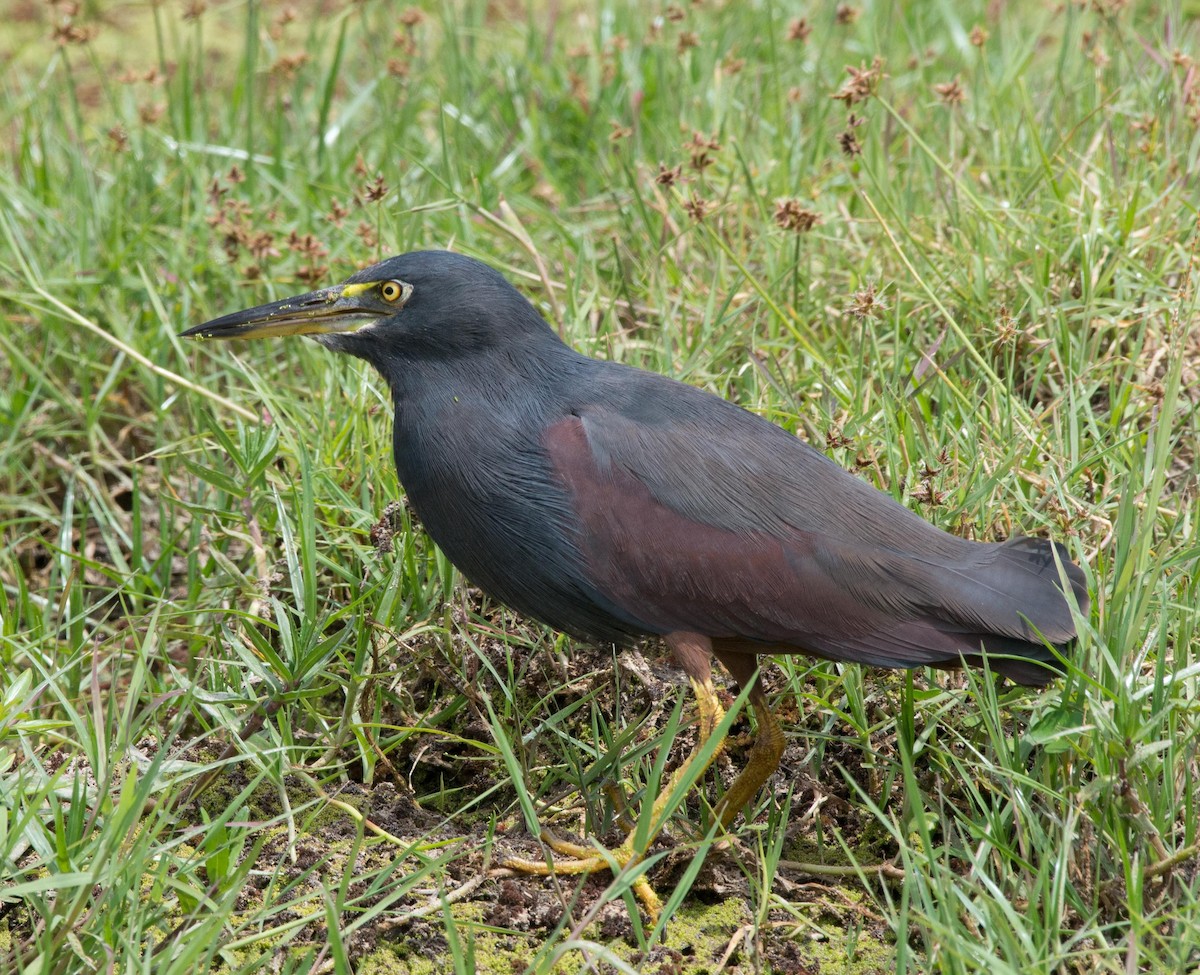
[981,536,1089,640]
[804,535,1087,686]
[808,616,1067,686]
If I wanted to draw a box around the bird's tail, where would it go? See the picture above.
[807,535,1088,687]
[911,535,1088,686]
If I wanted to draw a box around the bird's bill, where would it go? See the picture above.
[180,282,385,340]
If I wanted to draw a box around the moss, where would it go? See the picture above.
[805,933,894,975]
[351,894,897,975]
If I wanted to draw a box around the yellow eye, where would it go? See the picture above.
[380,280,406,302]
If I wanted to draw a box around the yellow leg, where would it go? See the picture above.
[708,646,787,828]
[712,687,785,828]
[501,675,729,919]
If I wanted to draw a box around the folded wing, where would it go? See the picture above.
[543,379,1087,685]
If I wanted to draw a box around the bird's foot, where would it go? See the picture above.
[500,674,734,920]
[501,828,664,918]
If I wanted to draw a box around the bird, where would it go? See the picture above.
[182,249,1088,915]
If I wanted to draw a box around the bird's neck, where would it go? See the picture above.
[382,331,586,409]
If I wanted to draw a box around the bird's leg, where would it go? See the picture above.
[606,664,724,833]
[500,632,727,919]
[500,641,786,918]
[711,646,786,828]
[710,685,785,828]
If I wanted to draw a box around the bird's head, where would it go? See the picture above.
[181,251,561,375]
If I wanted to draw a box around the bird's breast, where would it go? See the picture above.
[389,393,648,643]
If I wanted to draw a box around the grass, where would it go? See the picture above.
[1,0,1198,971]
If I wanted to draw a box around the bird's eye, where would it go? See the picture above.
[380,280,407,303]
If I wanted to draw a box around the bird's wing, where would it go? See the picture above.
[542,387,1083,679]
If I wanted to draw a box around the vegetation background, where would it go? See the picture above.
[2,0,1198,972]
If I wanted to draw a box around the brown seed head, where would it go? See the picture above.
[831,56,885,105]
[362,175,389,203]
[825,429,853,450]
[655,163,683,187]
[271,53,309,79]
[848,283,886,320]
[356,221,379,249]
[911,479,946,507]
[51,21,94,45]
[685,130,721,171]
[296,264,329,286]
[609,121,633,142]
[838,115,865,156]
[787,18,812,42]
[933,77,966,105]
[773,199,820,233]
[327,200,349,226]
[683,194,712,221]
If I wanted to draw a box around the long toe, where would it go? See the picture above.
[501,829,664,918]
